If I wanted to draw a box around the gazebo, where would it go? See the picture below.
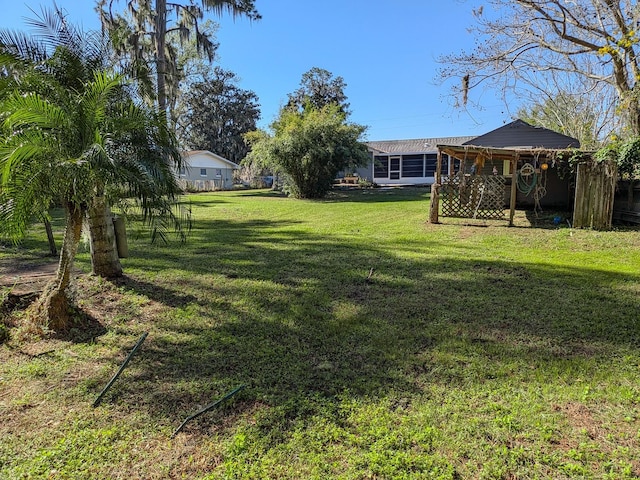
[430,144,575,226]
[429,120,617,230]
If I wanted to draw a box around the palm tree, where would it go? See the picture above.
[98,0,260,115]
[0,9,185,330]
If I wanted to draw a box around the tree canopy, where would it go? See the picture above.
[439,0,640,137]
[248,104,369,199]
[286,67,350,115]
[181,66,260,163]
[98,0,260,116]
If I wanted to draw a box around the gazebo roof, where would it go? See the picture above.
[436,144,575,162]
[462,119,580,149]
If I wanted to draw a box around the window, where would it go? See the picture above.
[373,156,389,178]
[200,168,207,177]
[215,169,222,177]
[452,157,461,174]
[401,154,424,177]
[178,167,186,176]
[425,154,439,176]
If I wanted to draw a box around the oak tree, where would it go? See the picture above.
[181,67,260,163]
[439,1,640,137]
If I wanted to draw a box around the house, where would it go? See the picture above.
[433,120,581,225]
[355,136,476,185]
[178,150,239,191]
[440,119,581,209]
[359,120,580,187]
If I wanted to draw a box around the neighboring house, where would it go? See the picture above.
[356,136,476,185]
[178,150,239,191]
[358,119,579,188]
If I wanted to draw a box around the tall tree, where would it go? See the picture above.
[249,104,369,199]
[0,10,184,330]
[516,74,622,150]
[287,67,350,115]
[181,66,260,163]
[98,0,260,115]
[438,1,640,137]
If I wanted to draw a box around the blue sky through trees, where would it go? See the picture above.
[2,0,515,140]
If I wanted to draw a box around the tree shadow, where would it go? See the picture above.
[94,212,640,441]
[523,208,573,229]
[323,186,430,203]
[109,275,199,309]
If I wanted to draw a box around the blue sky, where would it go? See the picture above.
[1,0,519,140]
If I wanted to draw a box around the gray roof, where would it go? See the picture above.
[367,136,477,154]
[463,119,580,149]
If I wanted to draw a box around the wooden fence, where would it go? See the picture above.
[572,160,617,230]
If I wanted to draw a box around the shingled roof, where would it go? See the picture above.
[463,119,580,149]
[367,136,477,154]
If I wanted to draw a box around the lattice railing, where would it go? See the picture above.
[440,174,506,220]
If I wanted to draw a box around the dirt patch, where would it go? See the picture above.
[0,260,59,296]
[553,401,640,474]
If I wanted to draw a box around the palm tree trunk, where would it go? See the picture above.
[86,195,123,278]
[29,204,84,331]
[42,215,57,256]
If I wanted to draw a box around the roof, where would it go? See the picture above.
[463,119,580,149]
[367,136,477,154]
[183,150,240,169]
[437,144,574,163]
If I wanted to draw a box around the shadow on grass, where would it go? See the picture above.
[523,208,573,229]
[221,186,431,204]
[323,186,430,203]
[110,275,198,309]
[94,210,640,441]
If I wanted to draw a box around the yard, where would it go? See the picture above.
[1,187,640,479]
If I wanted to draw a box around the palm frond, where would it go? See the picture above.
[0,30,48,64]
[3,92,65,130]
[24,3,83,59]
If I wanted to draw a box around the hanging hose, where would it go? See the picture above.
[533,169,548,215]
[472,183,485,219]
[516,163,538,196]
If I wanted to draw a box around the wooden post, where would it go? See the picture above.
[113,216,129,258]
[509,153,519,226]
[429,150,443,223]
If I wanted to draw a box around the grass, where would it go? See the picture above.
[1,186,640,479]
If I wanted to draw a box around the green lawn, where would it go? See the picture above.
[1,187,640,479]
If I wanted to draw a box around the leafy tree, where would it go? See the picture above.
[519,93,598,147]
[287,67,350,115]
[439,0,640,140]
[98,0,260,115]
[249,104,369,199]
[0,10,184,330]
[241,128,274,187]
[181,66,260,163]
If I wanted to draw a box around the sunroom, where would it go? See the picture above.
[361,137,475,185]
